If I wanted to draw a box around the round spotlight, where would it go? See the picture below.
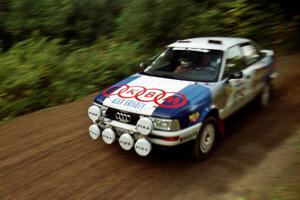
[101,128,116,144]
[88,105,101,122]
[119,133,134,151]
[88,124,101,140]
[136,118,153,136]
[134,138,152,156]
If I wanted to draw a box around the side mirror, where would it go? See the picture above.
[225,71,243,83]
[139,62,147,68]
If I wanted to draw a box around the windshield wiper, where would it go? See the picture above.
[140,71,186,80]
[154,72,186,80]
[139,71,151,76]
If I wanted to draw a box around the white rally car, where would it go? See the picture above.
[88,37,277,160]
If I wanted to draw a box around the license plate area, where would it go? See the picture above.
[114,127,142,140]
[114,127,130,136]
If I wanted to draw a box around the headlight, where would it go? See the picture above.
[151,118,180,131]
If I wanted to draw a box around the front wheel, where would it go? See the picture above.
[192,117,217,160]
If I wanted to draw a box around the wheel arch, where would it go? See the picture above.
[201,107,225,136]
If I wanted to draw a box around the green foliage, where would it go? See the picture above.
[0,38,62,119]
[0,0,299,120]
[189,0,296,49]
[3,0,121,45]
[116,0,196,47]
[0,37,144,120]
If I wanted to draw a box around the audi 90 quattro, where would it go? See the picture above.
[88,37,277,160]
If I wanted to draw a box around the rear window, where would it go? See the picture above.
[240,43,261,65]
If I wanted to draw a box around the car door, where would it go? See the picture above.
[239,42,266,103]
[219,45,248,119]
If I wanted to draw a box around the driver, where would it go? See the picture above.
[201,54,219,68]
[174,58,193,74]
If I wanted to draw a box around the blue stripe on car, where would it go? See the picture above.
[152,83,212,129]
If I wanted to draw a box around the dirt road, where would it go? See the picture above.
[1,54,300,200]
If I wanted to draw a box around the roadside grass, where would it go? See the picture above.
[236,137,300,200]
[268,137,300,200]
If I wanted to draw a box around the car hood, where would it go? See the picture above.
[94,74,212,120]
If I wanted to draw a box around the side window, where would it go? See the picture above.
[223,45,245,79]
[240,43,260,65]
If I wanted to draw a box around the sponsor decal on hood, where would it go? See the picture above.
[102,75,192,115]
[94,74,212,121]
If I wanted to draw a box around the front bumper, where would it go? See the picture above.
[88,104,202,156]
[97,117,201,146]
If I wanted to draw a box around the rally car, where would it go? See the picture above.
[88,37,277,160]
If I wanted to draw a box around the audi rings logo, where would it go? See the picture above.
[102,84,188,109]
[115,112,131,123]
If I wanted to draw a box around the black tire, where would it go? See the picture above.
[191,116,218,160]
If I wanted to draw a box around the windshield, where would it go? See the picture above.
[141,47,224,82]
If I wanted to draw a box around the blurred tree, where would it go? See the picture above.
[3,0,122,46]
[116,0,298,48]
[180,0,298,47]
[116,0,196,48]
[0,0,10,51]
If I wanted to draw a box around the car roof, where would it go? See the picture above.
[168,37,251,51]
